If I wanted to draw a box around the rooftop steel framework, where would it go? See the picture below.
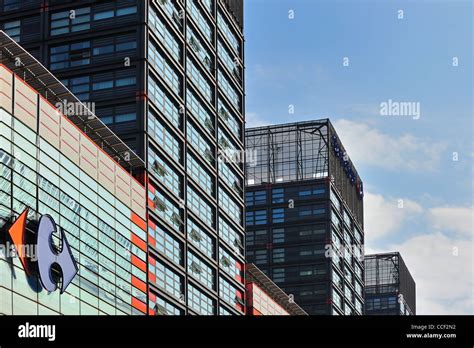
[246,119,364,224]
[246,119,330,186]
[365,252,416,314]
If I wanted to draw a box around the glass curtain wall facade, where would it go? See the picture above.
[245,120,365,315]
[146,0,246,316]
[364,252,416,315]
[0,62,148,315]
[0,0,246,315]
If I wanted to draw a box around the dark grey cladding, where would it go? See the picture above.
[223,0,244,29]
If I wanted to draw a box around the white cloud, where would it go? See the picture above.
[429,206,474,237]
[333,119,446,172]
[389,233,473,315]
[364,191,423,241]
[245,112,272,128]
[365,189,473,315]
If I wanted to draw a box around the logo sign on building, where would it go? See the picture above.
[331,135,364,199]
[7,209,78,294]
[36,214,78,293]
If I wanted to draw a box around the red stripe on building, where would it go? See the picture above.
[40,121,58,137]
[148,183,155,194]
[15,103,36,119]
[61,139,78,154]
[117,185,129,197]
[117,175,128,185]
[131,212,147,231]
[62,126,79,142]
[99,171,114,185]
[131,255,146,272]
[0,76,12,86]
[99,159,114,173]
[41,109,60,125]
[16,89,36,106]
[131,233,147,252]
[147,198,155,209]
[81,156,97,169]
[148,255,155,265]
[131,197,143,206]
[131,297,147,314]
[0,91,11,100]
[132,276,147,293]
[81,144,96,157]
[132,187,143,196]
[149,293,156,303]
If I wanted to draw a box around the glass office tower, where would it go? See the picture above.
[245,120,365,315]
[365,252,416,315]
[0,0,246,315]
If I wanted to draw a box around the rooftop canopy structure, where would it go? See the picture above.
[246,119,364,224]
[365,252,416,315]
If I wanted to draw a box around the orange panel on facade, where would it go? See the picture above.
[131,297,147,314]
[131,212,147,231]
[132,276,147,293]
[131,255,146,272]
[131,233,147,252]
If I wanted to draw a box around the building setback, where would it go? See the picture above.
[245,120,365,315]
[1,0,246,316]
[364,252,416,315]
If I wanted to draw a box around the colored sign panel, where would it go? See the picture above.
[331,135,364,199]
[36,214,78,294]
[7,210,78,294]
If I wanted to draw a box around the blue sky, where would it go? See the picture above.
[244,0,473,314]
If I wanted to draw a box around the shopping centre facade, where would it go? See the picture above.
[0,58,149,314]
